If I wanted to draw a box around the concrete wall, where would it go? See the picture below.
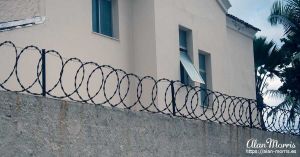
[0,91,299,157]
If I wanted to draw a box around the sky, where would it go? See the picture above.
[228,0,285,106]
[228,0,285,44]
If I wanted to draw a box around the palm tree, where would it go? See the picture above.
[266,61,300,119]
[265,90,300,133]
[253,37,285,130]
[269,0,300,59]
[267,0,300,132]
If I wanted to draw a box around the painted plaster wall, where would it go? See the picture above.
[226,27,256,98]
[0,0,158,106]
[153,0,256,99]
[0,0,256,108]
[0,0,134,71]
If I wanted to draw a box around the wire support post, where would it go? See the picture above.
[248,99,253,128]
[170,80,176,116]
[41,49,46,97]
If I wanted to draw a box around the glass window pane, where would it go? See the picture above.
[200,71,206,83]
[180,63,189,85]
[100,0,113,36]
[180,52,205,84]
[200,83,208,106]
[92,0,99,33]
[200,90,209,106]
[199,54,206,70]
[179,30,187,48]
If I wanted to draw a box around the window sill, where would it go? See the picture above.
[92,32,119,41]
[0,16,45,32]
[201,105,212,110]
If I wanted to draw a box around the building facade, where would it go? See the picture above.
[0,0,259,101]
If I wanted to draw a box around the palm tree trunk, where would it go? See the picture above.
[257,93,267,130]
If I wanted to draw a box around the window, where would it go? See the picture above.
[199,53,209,107]
[199,54,207,87]
[179,28,204,85]
[179,29,190,85]
[179,30,188,53]
[92,0,118,37]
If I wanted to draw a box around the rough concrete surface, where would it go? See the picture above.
[0,91,299,157]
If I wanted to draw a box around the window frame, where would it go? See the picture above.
[92,0,119,38]
[198,51,212,108]
[179,28,205,85]
[179,29,190,85]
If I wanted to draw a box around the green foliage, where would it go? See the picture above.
[264,0,300,125]
[268,0,300,101]
[269,0,300,35]
[279,61,300,100]
[253,37,285,130]
[269,0,300,55]
[253,37,284,97]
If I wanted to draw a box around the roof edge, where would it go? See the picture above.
[226,14,260,39]
[226,14,260,31]
[217,0,232,13]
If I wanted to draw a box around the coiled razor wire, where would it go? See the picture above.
[0,41,299,136]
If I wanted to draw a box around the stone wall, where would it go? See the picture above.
[0,91,299,157]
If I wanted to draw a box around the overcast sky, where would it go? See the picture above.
[228,0,285,106]
[228,0,285,45]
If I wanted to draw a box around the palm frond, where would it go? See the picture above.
[269,15,297,34]
[264,89,285,99]
[267,96,293,118]
[269,0,300,35]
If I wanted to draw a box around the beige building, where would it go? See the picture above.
[0,0,259,115]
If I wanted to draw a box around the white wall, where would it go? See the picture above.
[0,0,134,71]
[0,0,256,104]
[132,0,157,77]
[0,0,144,106]
[153,0,256,99]
[226,27,256,99]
